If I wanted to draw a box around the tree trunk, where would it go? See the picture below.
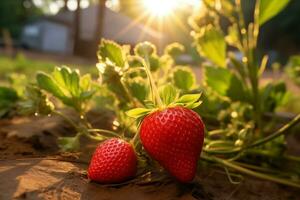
[94,0,106,44]
[73,0,81,55]
[2,29,14,58]
[63,0,69,11]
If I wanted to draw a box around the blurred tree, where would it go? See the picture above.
[73,0,81,55]
[63,0,69,11]
[0,0,42,39]
[94,0,106,40]
[74,0,107,56]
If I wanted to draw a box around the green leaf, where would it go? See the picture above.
[127,77,149,103]
[100,63,130,104]
[36,72,67,101]
[126,108,152,119]
[36,66,95,111]
[185,101,203,109]
[57,136,80,151]
[204,67,249,102]
[172,67,196,90]
[148,55,161,72]
[0,86,18,118]
[18,85,54,115]
[134,42,156,57]
[259,0,290,25]
[176,94,201,104]
[226,24,240,48]
[128,56,144,68]
[195,25,226,67]
[80,74,92,91]
[144,100,156,109]
[0,86,18,102]
[159,84,178,106]
[260,81,288,112]
[98,39,126,67]
[164,42,185,58]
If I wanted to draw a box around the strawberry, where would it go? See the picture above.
[88,138,137,183]
[140,106,205,182]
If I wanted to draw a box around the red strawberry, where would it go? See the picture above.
[88,138,137,183]
[140,106,205,182]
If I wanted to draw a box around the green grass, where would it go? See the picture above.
[0,54,97,81]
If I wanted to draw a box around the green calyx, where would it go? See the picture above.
[126,86,202,119]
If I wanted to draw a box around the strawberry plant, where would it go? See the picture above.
[0,86,18,118]
[17,0,300,188]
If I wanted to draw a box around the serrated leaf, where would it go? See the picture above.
[18,85,54,115]
[36,72,67,101]
[98,39,126,67]
[148,55,160,72]
[226,24,240,48]
[259,0,290,25]
[126,108,152,119]
[204,66,249,102]
[128,56,144,68]
[164,42,185,58]
[195,25,226,67]
[127,77,149,103]
[101,63,130,104]
[134,42,156,57]
[172,67,196,90]
[80,74,92,91]
[261,81,288,112]
[176,94,201,104]
[159,84,178,106]
[37,66,95,112]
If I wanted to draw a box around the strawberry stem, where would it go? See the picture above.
[87,129,121,138]
[142,57,164,108]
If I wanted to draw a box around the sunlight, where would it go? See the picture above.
[142,0,201,18]
[142,0,177,17]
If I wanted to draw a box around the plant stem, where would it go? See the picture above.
[284,154,300,162]
[246,113,300,149]
[202,154,300,188]
[142,58,163,108]
[205,113,300,155]
[130,128,140,148]
[87,129,121,138]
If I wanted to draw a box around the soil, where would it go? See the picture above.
[0,110,300,200]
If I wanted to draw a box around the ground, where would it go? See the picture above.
[0,111,299,200]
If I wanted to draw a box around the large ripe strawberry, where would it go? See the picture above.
[88,138,137,183]
[140,106,205,182]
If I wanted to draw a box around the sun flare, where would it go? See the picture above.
[142,0,177,17]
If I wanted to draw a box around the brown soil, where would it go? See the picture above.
[0,111,299,200]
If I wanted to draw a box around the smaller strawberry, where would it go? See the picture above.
[88,138,137,183]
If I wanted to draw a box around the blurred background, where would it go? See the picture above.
[1,0,300,61]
